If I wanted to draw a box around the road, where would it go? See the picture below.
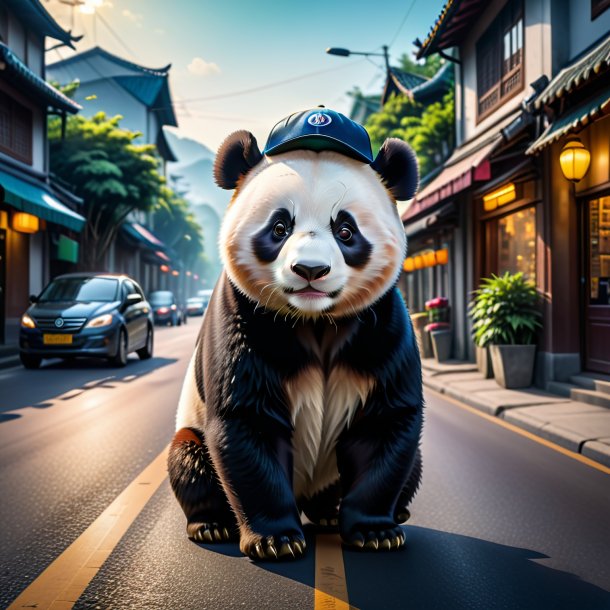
[1,320,609,609]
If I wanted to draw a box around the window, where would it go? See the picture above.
[497,207,536,281]
[476,0,524,121]
[588,197,610,305]
[592,0,610,19]
[0,91,33,164]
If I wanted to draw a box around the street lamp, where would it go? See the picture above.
[326,45,390,73]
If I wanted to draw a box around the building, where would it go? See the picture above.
[0,0,85,345]
[47,46,180,296]
[408,0,610,384]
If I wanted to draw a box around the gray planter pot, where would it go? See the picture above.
[431,330,452,362]
[476,345,493,379]
[489,344,536,388]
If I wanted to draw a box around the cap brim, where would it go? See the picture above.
[264,134,373,164]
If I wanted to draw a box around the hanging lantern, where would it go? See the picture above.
[12,212,39,234]
[413,255,423,270]
[403,257,415,272]
[435,248,449,265]
[160,264,170,273]
[172,270,180,277]
[423,250,437,267]
[559,137,591,183]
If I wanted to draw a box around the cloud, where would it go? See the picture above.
[122,9,143,23]
[187,57,221,76]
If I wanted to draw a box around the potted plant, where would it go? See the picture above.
[425,297,452,362]
[469,272,542,388]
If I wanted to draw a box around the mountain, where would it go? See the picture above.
[163,127,215,164]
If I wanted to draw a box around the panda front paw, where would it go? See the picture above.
[187,521,236,543]
[342,525,405,551]
[242,533,307,561]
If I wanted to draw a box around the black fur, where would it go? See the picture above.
[214,130,263,190]
[169,271,424,557]
[371,138,419,201]
[331,210,372,267]
[252,208,293,263]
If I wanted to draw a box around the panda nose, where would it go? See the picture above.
[291,261,331,281]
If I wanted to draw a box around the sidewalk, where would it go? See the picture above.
[0,318,20,369]
[422,358,610,469]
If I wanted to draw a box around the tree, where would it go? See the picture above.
[48,112,166,270]
[153,186,205,268]
[398,53,442,78]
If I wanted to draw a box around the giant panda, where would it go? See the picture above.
[168,108,424,561]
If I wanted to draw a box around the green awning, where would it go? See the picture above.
[0,170,85,232]
[526,89,610,154]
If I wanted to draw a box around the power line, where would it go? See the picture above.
[388,0,419,49]
[95,9,140,61]
[162,58,366,110]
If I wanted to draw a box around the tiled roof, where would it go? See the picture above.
[411,62,454,104]
[0,43,81,114]
[4,0,78,46]
[527,89,610,154]
[389,68,428,93]
[48,46,171,77]
[534,34,610,109]
[415,0,487,59]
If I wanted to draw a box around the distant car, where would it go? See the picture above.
[196,289,214,310]
[149,290,186,326]
[19,273,154,369]
[186,297,205,316]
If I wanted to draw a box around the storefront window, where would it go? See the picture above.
[497,206,536,280]
[589,197,610,305]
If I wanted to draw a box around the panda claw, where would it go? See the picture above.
[213,528,223,542]
[330,518,339,527]
[223,527,230,540]
[293,540,304,555]
[319,518,328,527]
[364,538,379,550]
[203,529,214,543]
[279,542,295,558]
[255,542,265,559]
[380,538,392,550]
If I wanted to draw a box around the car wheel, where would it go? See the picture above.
[111,329,128,367]
[137,326,154,360]
[20,353,41,370]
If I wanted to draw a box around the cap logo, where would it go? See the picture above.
[307,112,332,127]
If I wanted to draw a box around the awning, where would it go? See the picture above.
[121,222,166,250]
[0,169,85,232]
[402,136,500,222]
[404,203,456,238]
[527,89,610,154]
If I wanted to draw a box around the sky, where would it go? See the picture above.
[44,0,447,153]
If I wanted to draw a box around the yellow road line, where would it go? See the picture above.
[7,445,170,610]
[427,388,610,475]
[8,441,353,609]
[314,534,353,610]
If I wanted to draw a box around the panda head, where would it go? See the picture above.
[215,109,418,320]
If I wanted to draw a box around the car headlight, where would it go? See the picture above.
[21,314,36,328]
[85,313,113,328]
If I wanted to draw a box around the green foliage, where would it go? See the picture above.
[364,85,454,179]
[153,186,204,266]
[49,112,166,269]
[398,54,442,78]
[469,272,542,347]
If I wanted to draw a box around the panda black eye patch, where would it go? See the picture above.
[252,208,294,263]
[331,210,372,268]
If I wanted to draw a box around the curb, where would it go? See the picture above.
[423,374,610,470]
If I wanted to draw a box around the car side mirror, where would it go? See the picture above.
[126,293,143,304]
[29,294,38,304]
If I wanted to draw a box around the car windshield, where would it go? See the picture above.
[38,277,119,303]
[150,292,173,305]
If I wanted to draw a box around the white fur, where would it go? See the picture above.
[175,349,207,431]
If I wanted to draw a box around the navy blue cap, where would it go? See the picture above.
[263,107,373,164]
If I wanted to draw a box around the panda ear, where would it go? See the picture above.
[371,138,419,201]
[213,130,263,190]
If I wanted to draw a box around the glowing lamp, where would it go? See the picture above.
[160,264,170,273]
[194,274,199,280]
[12,212,39,234]
[413,255,423,270]
[186,271,192,277]
[423,251,436,267]
[172,270,180,276]
[435,248,449,265]
[0,210,8,229]
[483,183,516,212]
[559,137,591,182]
[403,257,415,272]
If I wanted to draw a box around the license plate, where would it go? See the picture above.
[43,333,73,345]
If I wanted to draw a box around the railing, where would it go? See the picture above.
[478,61,523,122]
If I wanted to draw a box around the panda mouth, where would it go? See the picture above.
[285,286,342,299]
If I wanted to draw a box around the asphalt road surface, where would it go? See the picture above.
[1,320,609,610]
